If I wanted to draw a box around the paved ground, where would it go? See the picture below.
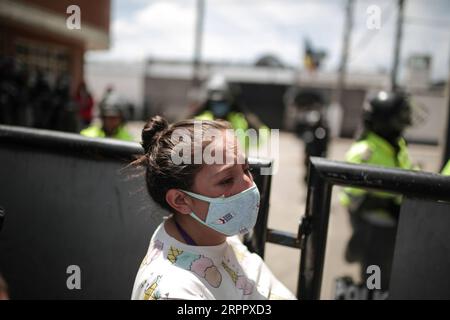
[126,121,442,299]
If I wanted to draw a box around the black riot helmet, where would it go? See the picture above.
[363,91,412,138]
[293,89,325,110]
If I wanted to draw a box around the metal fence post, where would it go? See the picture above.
[298,159,332,299]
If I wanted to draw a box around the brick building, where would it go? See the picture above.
[0,0,110,93]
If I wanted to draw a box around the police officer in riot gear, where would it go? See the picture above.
[80,93,133,141]
[193,74,269,151]
[0,57,30,126]
[340,90,415,292]
[196,74,236,119]
[286,88,329,183]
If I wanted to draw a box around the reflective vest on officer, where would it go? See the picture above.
[442,160,450,176]
[340,131,414,207]
[80,125,134,142]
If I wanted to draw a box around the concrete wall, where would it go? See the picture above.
[144,77,193,122]
[404,93,448,145]
[85,61,145,119]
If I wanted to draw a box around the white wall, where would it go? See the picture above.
[84,61,145,118]
[405,93,448,145]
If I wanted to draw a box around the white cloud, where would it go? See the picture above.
[201,0,344,68]
[88,0,196,61]
[87,0,449,80]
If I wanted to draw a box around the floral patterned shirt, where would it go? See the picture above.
[131,223,296,300]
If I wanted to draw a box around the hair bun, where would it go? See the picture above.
[142,115,169,153]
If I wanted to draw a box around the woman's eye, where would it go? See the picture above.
[219,178,233,185]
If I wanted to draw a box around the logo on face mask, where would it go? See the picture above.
[215,213,234,225]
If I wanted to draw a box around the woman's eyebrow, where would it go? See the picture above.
[213,164,235,177]
[213,158,249,178]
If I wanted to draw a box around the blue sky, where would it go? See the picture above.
[87,0,450,81]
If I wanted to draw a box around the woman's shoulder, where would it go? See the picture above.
[132,262,214,300]
[226,236,263,263]
[133,223,217,300]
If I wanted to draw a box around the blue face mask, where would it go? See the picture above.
[210,101,230,118]
[180,184,260,236]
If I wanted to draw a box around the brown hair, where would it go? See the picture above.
[132,115,231,212]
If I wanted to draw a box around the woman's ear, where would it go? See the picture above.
[165,189,192,215]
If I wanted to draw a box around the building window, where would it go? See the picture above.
[14,38,69,76]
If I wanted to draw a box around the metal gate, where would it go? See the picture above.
[0,124,272,299]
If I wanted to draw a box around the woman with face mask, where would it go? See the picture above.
[130,115,295,300]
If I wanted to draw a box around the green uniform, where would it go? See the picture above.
[442,160,450,175]
[80,125,134,141]
[340,131,415,290]
[340,131,414,209]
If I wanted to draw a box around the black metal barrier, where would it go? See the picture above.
[389,198,450,299]
[0,125,273,299]
[298,157,450,300]
[4,125,448,300]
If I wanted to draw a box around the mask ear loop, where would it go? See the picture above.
[178,190,228,235]
[180,184,257,203]
[179,190,211,225]
[179,189,217,203]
